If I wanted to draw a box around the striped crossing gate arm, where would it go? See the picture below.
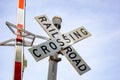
[14,0,25,80]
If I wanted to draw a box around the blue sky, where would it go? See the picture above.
[0,0,120,80]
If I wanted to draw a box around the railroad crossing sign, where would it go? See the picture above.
[29,15,91,75]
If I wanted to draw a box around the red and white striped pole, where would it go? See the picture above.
[14,0,26,80]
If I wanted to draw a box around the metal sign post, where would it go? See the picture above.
[48,16,62,80]
[14,0,26,80]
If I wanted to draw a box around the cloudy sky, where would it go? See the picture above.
[0,0,120,80]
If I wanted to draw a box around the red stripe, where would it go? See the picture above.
[18,0,24,9]
[14,62,22,80]
[16,24,23,42]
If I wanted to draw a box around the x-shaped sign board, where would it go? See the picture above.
[29,15,91,75]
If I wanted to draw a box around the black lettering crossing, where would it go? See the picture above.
[49,42,57,50]
[73,31,82,39]
[62,34,71,43]
[56,39,64,46]
[69,34,75,40]
[33,49,41,57]
[80,28,88,35]
[41,46,50,54]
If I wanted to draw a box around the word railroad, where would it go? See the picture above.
[29,15,91,75]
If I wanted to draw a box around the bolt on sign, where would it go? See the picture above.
[29,15,91,75]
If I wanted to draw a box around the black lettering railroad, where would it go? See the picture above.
[38,16,59,38]
[64,46,87,71]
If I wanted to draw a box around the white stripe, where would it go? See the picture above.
[17,8,24,24]
[15,45,23,62]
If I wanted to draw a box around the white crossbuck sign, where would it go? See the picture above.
[29,15,91,75]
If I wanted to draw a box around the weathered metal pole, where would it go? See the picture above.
[48,16,62,80]
[13,0,26,80]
